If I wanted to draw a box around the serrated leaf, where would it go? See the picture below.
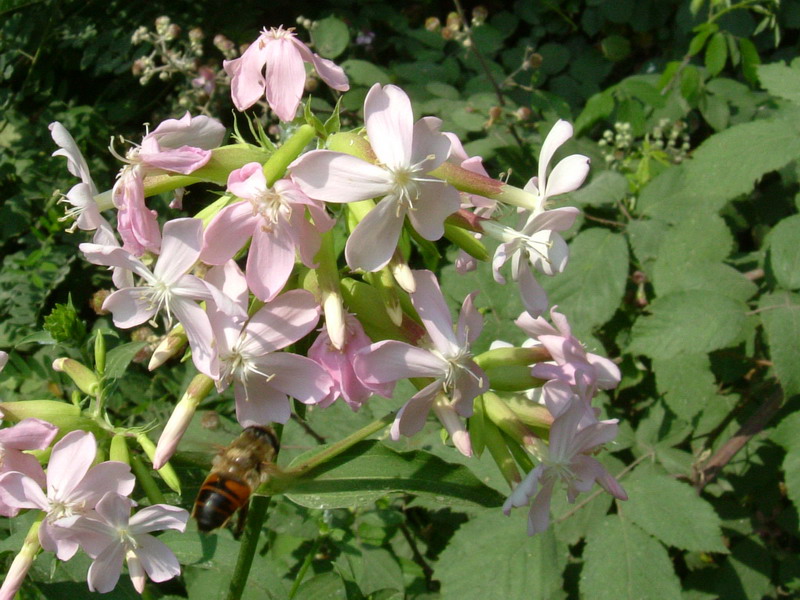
[630,291,747,359]
[283,441,506,509]
[575,91,615,134]
[767,214,800,290]
[759,291,800,396]
[758,61,800,105]
[627,218,669,272]
[438,510,566,599]
[295,572,347,599]
[654,354,718,420]
[581,514,681,600]
[621,467,727,552]
[103,341,148,380]
[541,228,629,331]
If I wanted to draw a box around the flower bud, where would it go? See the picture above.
[94,331,106,376]
[136,432,182,494]
[148,325,187,370]
[482,392,543,458]
[52,358,99,396]
[0,520,41,600]
[153,393,201,469]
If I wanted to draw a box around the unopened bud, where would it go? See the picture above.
[0,520,41,600]
[165,24,181,41]
[527,53,543,69]
[483,392,543,457]
[188,27,204,42]
[90,289,111,315]
[154,16,170,35]
[136,432,182,494]
[153,394,200,469]
[514,106,532,121]
[391,261,415,294]
[425,17,441,32]
[52,358,99,396]
[433,397,472,457]
[323,293,346,350]
[148,325,187,370]
[472,6,489,24]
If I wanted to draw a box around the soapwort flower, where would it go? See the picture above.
[354,270,487,455]
[0,430,135,560]
[201,163,334,302]
[80,218,238,377]
[224,25,349,121]
[503,394,626,535]
[291,84,461,272]
[110,112,225,255]
[482,120,588,315]
[205,261,332,425]
[0,418,58,517]
[58,493,188,594]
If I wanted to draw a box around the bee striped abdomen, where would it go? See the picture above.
[193,473,252,532]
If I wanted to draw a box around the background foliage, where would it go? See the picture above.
[2,0,800,598]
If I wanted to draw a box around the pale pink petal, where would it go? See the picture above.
[290,37,349,91]
[517,266,549,317]
[456,292,483,345]
[406,181,461,240]
[491,242,514,283]
[528,478,556,535]
[150,112,225,150]
[152,218,203,284]
[586,353,621,389]
[130,504,188,534]
[410,117,452,172]
[135,535,182,583]
[390,382,439,438]
[241,290,320,353]
[46,430,96,501]
[56,514,116,558]
[545,155,591,198]
[253,353,332,405]
[364,84,413,169]
[139,145,212,174]
[503,465,543,513]
[201,202,260,265]
[70,462,135,506]
[246,223,295,302]
[39,520,81,560]
[538,120,573,186]
[410,270,458,354]
[224,41,269,111]
[0,418,57,450]
[354,340,447,385]
[514,311,557,338]
[0,451,46,488]
[432,402,472,456]
[235,378,291,425]
[523,207,581,234]
[103,288,156,329]
[204,261,249,310]
[128,554,146,593]
[291,151,393,202]
[171,298,215,377]
[227,162,266,199]
[264,36,306,122]
[50,122,95,190]
[0,471,49,511]
[93,491,133,528]
[79,244,151,281]
[345,197,405,271]
[87,542,125,593]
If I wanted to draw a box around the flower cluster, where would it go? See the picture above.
[0,20,629,598]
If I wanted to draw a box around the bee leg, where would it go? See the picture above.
[233,500,250,538]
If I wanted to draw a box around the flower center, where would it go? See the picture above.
[249,188,287,229]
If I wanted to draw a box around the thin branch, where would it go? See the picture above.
[693,386,784,492]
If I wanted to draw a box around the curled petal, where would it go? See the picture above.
[390,382,440,439]
[545,154,590,199]
[538,120,573,187]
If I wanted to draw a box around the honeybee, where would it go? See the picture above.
[192,425,279,532]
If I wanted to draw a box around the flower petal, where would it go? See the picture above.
[235,378,291,425]
[241,289,320,353]
[538,120,573,188]
[345,197,405,272]
[0,471,49,511]
[152,218,203,283]
[246,222,295,302]
[390,382,439,438]
[410,270,458,355]
[406,180,461,241]
[130,504,189,534]
[87,541,125,593]
[264,36,306,122]
[365,84,413,169]
[47,430,96,501]
[103,288,156,329]
[254,353,332,405]
[354,340,447,385]
[0,418,58,450]
[291,151,393,203]
[135,534,182,583]
[544,154,590,199]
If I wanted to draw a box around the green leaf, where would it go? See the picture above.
[627,218,669,272]
[654,353,718,420]
[283,441,506,509]
[758,291,800,396]
[309,17,350,59]
[688,23,718,56]
[438,510,567,599]
[340,59,391,87]
[767,214,800,290]
[705,33,728,76]
[567,170,628,207]
[714,538,773,600]
[620,466,727,552]
[294,572,347,599]
[739,38,761,85]
[581,514,681,600]
[629,291,747,359]
[652,213,732,282]
[103,341,148,380]
[758,61,800,105]
[575,90,615,134]
[601,35,631,62]
[541,228,629,332]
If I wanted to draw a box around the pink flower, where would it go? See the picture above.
[516,307,620,405]
[224,26,349,121]
[354,270,487,455]
[503,395,626,535]
[205,262,332,425]
[482,120,588,316]
[201,163,334,302]
[309,313,393,411]
[111,112,225,255]
[0,418,58,516]
[291,84,461,272]
[60,493,187,593]
[80,218,238,377]
[0,430,135,560]
[49,122,114,234]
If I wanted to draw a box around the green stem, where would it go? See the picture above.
[284,411,395,478]
[226,494,272,600]
[288,536,322,599]
[263,124,316,186]
[130,455,166,505]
